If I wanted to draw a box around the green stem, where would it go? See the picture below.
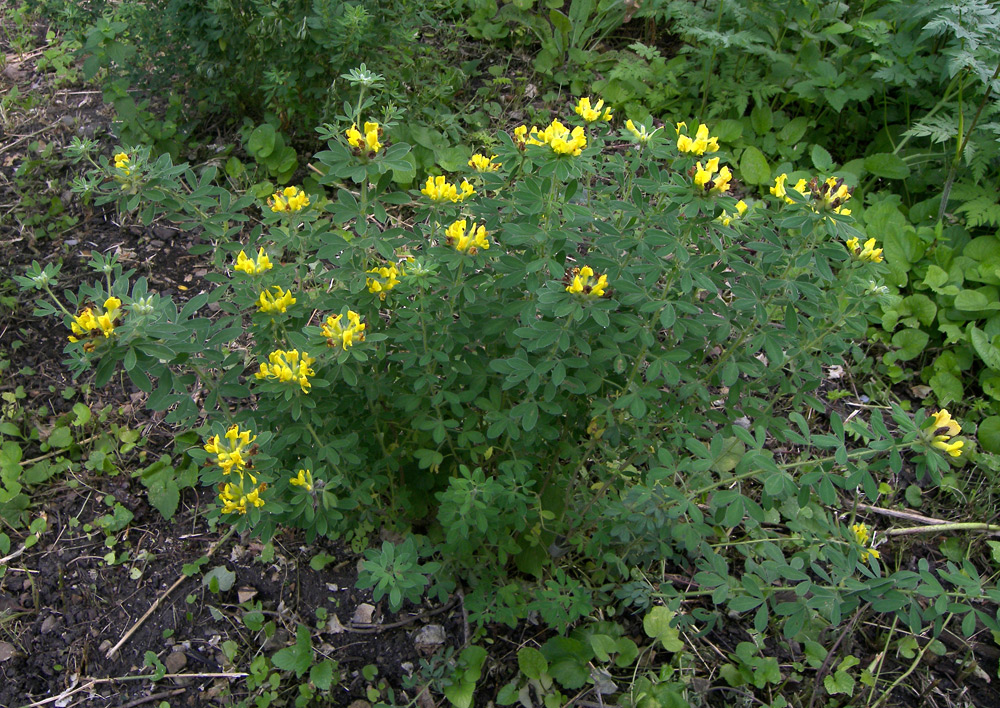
[869,614,953,708]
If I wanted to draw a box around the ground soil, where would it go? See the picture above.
[5,9,1000,708]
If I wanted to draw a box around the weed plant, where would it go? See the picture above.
[18,82,993,682]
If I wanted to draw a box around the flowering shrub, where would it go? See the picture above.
[20,99,977,635]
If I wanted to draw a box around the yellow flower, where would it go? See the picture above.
[366,263,402,299]
[68,296,123,342]
[255,349,316,393]
[468,153,501,172]
[625,119,655,144]
[525,120,587,156]
[322,310,367,349]
[234,247,273,275]
[574,97,612,123]
[851,523,881,562]
[928,409,963,457]
[346,121,382,153]
[268,186,309,212]
[718,199,748,226]
[204,424,257,476]
[513,125,528,146]
[290,469,313,492]
[693,158,732,195]
[445,219,490,254]
[565,265,609,298]
[676,122,719,155]
[820,176,852,215]
[219,480,266,515]
[113,152,131,175]
[846,237,883,263]
[421,175,476,202]
[256,285,296,314]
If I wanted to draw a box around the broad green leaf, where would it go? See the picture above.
[864,152,910,179]
[810,144,833,172]
[247,123,276,158]
[739,146,770,185]
[518,647,548,680]
[891,328,929,361]
[970,324,1000,371]
[978,416,1000,454]
[310,659,335,690]
[202,565,236,593]
[929,371,963,406]
[643,606,685,651]
[271,624,313,678]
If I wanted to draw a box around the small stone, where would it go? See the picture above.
[347,701,371,708]
[326,614,346,634]
[0,641,15,662]
[413,624,446,655]
[99,640,113,654]
[153,226,176,240]
[237,587,258,604]
[164,651,187,673]
[40,615,60,634]
[352,603,376,625]
[262,629,289,652]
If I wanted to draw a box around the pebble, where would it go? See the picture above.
[164,650,187,673]
[40,615,60,634]
[352,603,376,625]
[413,624,445,655]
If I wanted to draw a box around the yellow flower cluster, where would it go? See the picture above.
[445,219,490,254]
[421,175,476,202]
[625,120,655,144]
[289,468,313,492]
[718,199,748,226]
[255,349,316,393]
[366,263,402,299]
[468,153,501,172]
[845,237,884,263]
[234,247,273,275]
[204,424,266,515]
[269,186,310,212]
[114,152,130,175]
[675,122,720,155]
[69,296,123,344]
[204,424,256,476]
[322,310,366,349]
[574,97,613,123]
[525,119,587,156]
[851,522,880,562]
[256,285,296,314]
[929,409,963,457]
[693,158,732,195]
[565,266,609,298]
[771,175,852,216]
[346,121,382,153]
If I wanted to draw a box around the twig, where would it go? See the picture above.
[105,527,236,659]
[0,545,27,564]
[807,603,869,708]
[0,125,54,157]
[120,689,186,708]
[18,673,248,708]
[883,522,1000,537]
[857,503,947,525]
[345,598,458,634]
[19,435,102,466]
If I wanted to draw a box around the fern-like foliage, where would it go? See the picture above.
[951,182,1000,228]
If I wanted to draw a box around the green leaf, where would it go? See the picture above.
[272,624,313,678]
[310,659,335,690]
[929,371,963,407]
[969,324,1000,371]
[891,328,929,361]
[202,565,236,593]
[978,416,1000,454]
[444,679,475,708]
[47,426,73,448]
[739,146,771,185]
[810,144,833,172]
[247,123,276,158]
[643,606,685,651]
[518,647,548,680]
[864,153,910,180]
[750,104,773,135]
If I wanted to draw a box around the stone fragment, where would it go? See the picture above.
[352,603,376,625]
[413,624,446,655]
[164,650,187,673]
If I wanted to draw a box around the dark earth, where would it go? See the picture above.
[5,10,1000,708]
